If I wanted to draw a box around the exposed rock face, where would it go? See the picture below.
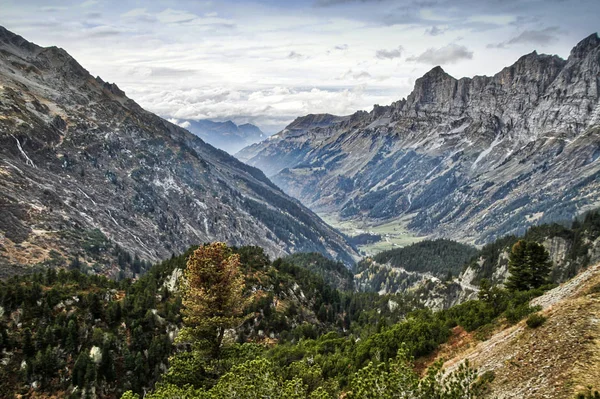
[0,26,358,274]
[241,34,600,244]
[179,119,267,155]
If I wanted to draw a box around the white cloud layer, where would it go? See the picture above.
[1,0,598,132]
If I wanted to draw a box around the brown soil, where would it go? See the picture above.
[440,264,600,398]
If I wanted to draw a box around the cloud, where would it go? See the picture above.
[334,44,349,50]
[121,8,157,23]
[157,9,199,24]
[81,0,98,7]
[83,25,130,38]
[339,69,372,80]
[376,45,403,59]
[314,0,386,6]
[287,51,306,60]
[134,85,391,133]
[41,6,68,12]
[85,12,103,19]
[407,43,473,64]
[425,26,446,36]
[487,27,560,48]
[382,8,422,26]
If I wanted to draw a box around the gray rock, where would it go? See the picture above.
[0,26,358,274]
[241,33,600,246]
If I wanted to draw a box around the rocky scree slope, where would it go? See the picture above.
[241,34,600,244]
[440,262,600,399]
[0,26,358,275]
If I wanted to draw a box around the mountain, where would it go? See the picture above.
[236,113,351,175]
[0,26,358,276]
[175,119,267,155]
[239,34,600,245]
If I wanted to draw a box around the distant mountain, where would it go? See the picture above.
[239,33,600,245]
[0,26,358,276]
[176,119,267,154]
[236,113,350,174]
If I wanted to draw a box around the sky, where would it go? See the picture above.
[1,0,599,133]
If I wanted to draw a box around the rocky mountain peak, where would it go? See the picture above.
[406,66,458,110]
[0,25,39,52]
[570,32,600,59]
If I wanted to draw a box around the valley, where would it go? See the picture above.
[318,212,424,255]
[0,5,599,398]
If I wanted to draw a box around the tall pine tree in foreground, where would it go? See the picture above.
[179,242,249,359]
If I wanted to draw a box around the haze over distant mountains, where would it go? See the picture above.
[239,33,600,245]
[0,26,358,274]
[170,119,268,154]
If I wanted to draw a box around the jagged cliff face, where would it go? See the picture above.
[0,27,358,275]
[241,34,600,244]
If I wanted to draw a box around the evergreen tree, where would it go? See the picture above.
[179,242,249,359]
[506,240,552,291]
[73,352,90,387]
[23,328,35,358]
[506,241,531,291]
[66,319,79,353]
[527,242,551,289]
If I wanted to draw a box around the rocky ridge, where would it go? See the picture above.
[241,34,600,244]
[0,26,358,275]
[441,263,600,398]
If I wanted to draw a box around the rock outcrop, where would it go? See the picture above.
[241,34,600,244]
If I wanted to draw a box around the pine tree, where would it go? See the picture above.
[506,241,531,292]
[23,328,35,358]
[73,352,90,387]
[180,242,249,359]
[65,319,79,353]
[527,242,551,289]
[506,240,552,291]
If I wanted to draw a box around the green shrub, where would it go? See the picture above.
[504,304,540,325]
[525,313,547,329]
[575,387,600,399]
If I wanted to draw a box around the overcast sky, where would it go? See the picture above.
[1,0,598,133]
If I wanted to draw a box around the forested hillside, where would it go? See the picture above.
[4,229,598,398]
[464,208,600,285]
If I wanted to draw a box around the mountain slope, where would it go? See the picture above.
[240,34,600,244]
[440,263,600,398]
[176,119,267,154]
[235,113,351,175]
[0,26,358,275]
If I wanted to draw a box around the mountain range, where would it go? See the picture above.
[0,26,357,276]
[175,119,267,154]
[239,33,600,245]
